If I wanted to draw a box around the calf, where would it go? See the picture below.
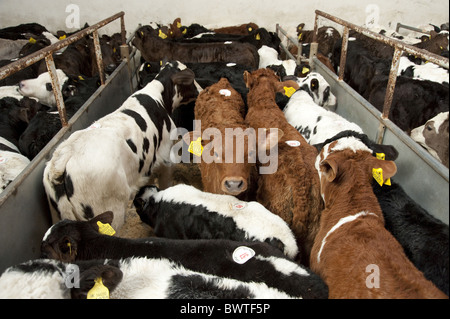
[0,256,311,299]
[368,76,449,133]
[18,75,101,159]
[132,28,259,68]
[40,212,328,299]
[282,81,398,160]
[312,136,448,298]
[181,78,256,199]
[294,23,341,58]
[213,23,259,35]
[133,184,299,259]
[244,68,323,265]
[18,69,79,107]
[42,61,199,230]
[258,45,301,77]
[410,111,449,168]
[372,180,449,296]
[398,57,449,86]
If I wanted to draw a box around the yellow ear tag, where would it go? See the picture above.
[188,137,203,157]
[298,33,303,41]
[182,29,187,35]
[160,60,163,66]
[159,29,167,39]
[375,153,391,185]
[283,86,296,98]
[177,21,182,28]
[97,221,116,236]
[140,31,144,36]
[78,75,85,81]
[87,277,109,299]
[248,27,253,32]
[113,47,116,53]
[29,37,36,44]
[67,242,72,256]
[255,33,261,41]
[372,168,385,186]
[302,67,310,74]
[59,35,66,40]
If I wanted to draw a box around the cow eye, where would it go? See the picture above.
[46,83,53,91]
[426,125,433,131]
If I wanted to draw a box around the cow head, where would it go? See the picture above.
[153,61,201,114]
[18,69,69,107]
[40,211,114,262]
[297,72,337,111]
[410,112,449,168]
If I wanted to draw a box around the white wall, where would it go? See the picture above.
[0,0,448,39]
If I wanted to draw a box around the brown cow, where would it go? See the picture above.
[312,136,448,299]
[244,68,323,265]
[213,23,259,35]
[183,78,257,199]
[132,27,259,68]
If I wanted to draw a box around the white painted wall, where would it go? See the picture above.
[0,0,448,39]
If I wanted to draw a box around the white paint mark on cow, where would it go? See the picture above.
[219,89,231,97]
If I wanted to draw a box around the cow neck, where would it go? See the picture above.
[142,78,174,114]
[78,234,169,260]
[247,81,277,111]
[316,130,372,152]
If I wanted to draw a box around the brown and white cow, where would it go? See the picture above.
[312,136,448,299]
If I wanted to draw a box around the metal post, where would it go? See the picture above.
[338,27,349,81]
[92,30,106,85]
[382,46,403,119]
[45,54,67,127]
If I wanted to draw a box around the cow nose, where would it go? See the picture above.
[106,63,116,74]
[223,178,246,194]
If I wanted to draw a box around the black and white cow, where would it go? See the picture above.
[40,211,328,298]
[0,256,311,299]
[372,179,449,296]
[288,72,337,111]
[133,184,298,259]
[410,111,449,168]
[398,57,449,86]
[282,84,398,161]
[18,69,72,107]
[42,61,201,229]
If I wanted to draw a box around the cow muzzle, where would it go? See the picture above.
[221,177,247,195]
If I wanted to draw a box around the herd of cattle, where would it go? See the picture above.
[0,17,448,299]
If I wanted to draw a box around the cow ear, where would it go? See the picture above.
[243,71,253,89]
[172,69,195,86]
[89,211,114,230]
[71,264,123,299]
[369,157,397,182]
[320,158,338,183]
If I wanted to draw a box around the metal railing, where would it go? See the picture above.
[0,11,128,127]
[276,24,318,66]
[396,22,431,36]
[312,9,449,127]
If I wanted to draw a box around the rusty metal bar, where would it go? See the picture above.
[0,11,125,81]
[396,22,431,36]
[315,10,449,69]
[382,47,404,119]
[45,54,68,126]
[338,26,349,81]
[92,30,106,86]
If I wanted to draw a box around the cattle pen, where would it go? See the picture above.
[0,7,448,282]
